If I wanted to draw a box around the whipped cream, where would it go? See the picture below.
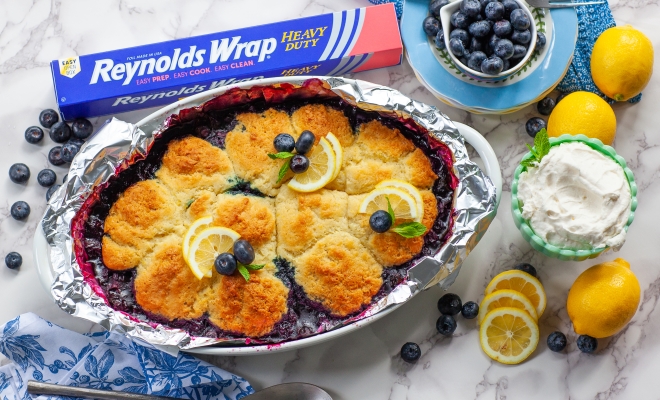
[517,142,631,251]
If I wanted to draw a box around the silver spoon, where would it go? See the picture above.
[28,380,332,400]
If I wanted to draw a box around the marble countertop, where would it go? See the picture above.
[1,0,658,398]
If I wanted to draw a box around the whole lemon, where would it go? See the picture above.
[567,258,640,338]
[547,91,616,145]
[591,25,654,101]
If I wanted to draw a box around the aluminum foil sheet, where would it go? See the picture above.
[41,77,497,350]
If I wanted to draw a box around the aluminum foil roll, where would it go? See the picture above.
[41,77,497,349]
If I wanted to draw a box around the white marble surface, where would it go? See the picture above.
[0,0,658,398]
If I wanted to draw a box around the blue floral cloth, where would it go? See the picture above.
[0,313,254,400]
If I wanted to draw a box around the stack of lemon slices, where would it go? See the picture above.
[183,219,241,280]
[478,270,547,364]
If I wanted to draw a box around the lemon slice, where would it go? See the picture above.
[325,132,343,181]
[479,307,539,365]
[182,216,213,263]
[288,137,336,192]
[485,270,547,317]
[359,187,419,222]
[375,179,424,221]
[187,227,240,280]
[478,289,539,325]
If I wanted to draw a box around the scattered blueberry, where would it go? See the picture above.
[547,331,567,352]
[400,342,421,363]
[438,293,462,315]
[429,0,450,17]
[37,169,57,187]
[485,1,504,20]
[537,97,556,116]
[450,29,470,47]
[512,44,527,59]
[423,16,441,37]
[449,38,468,57]
[233,239,255,265]
[215,253,237,276]
[481,56,504,75]
[556,92,568,103]
[511,29,531,45]
[24,126,44,144]
[460,0,481,17]
[46,184,60,201]
[61,141,80,163]
[514,262,537,277]
[434,29,446,50]
[5,252,22,270]
[9,163,30,184]
[71,118,93,139]
[274,133,296,153]
[494,39,514,59]
[289,154,310,174]
[502,0,520,17]
[510,9,530,30]
[469,20,491,38]
[577,335,598,353]
[467,51,488,71]
[369,210,393,233]
[536,32,546,50]
[451,11,470,29]
[295,130,315,154]
[48,146,65,166]
[470,37,485,52]
[493,19,512,37]
[10,201,30,221]
[436,314,457,336]
[49,122,72,143]
[68,137,85,148]
[39,109,59,129]
[525,117,546,138]
[461,301,479,319]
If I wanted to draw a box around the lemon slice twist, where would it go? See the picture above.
[187,227,240,280]
[359,187,419,222]
[288,137,337,193]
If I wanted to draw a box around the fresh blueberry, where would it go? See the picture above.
[511,29,531,45]
[460,0,481,17]
[494,39,514,59]
[434,29,446,50]
[547,331,567,352]
[577,335,598,353]
[536,32,547,50]
[459,56,470,67]
[450,29,471,47]
[537,97,556,116]
[487,34,501,53]
[481,56,504,75]
[556,92,568,103]
[24,126,44,144]
[37,169,57,187]
[9,163,30,184]
[39,109,59,129]
[400,342,421,363]
[469,20,491,39]
[233,239,255,265]
[215,253,237,276]
[485,1,505,20]
[502,58,511,71]
[525,117,546,138]
[479,0,497,11]
[49,122,72,143]
[467,51,488,71]
[438,293,462,315]
[68,137,85,148]
[46,184,60,201]
[470,37,485,52]
[514,262,537,277]
[61,141,80,163]
[461,301,479,319]
[429,0,450,17]
[512,44,527,59]
[450,11,470,29]
[5,252,22,270]
[274,133,296,153]
[423,16,441,37]
[295,130,315,154]
[510,9,530,30]
[436,314,457,336]
[289,154,310,174]
[10,201,30,221]
[48,146,65,166]
[71,118,93,139]
[369,210,393,233]
[449,38,468,57]
[493,20,512,37]
[502,0,520,17]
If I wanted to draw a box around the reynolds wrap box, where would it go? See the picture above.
[51,3,402,120]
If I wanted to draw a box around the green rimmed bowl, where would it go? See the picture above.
[511,134,637,261]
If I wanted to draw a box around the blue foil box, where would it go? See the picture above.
[51,4,402,120]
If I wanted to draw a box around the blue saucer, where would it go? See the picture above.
[402,0,577,113]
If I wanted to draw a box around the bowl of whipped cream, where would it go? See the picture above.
[511,134,637,261]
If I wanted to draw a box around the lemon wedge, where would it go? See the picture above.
[187,227,240,280]
[478,289,538,325]
[325,132,343,181]
[375,179,424,221]
[479,307,539,365]
[182,216,213,263]
[288,137,336,192]
[359,187,419,222]
[485,270,547,317]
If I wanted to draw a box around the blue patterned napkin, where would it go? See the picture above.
[0,313,254,400]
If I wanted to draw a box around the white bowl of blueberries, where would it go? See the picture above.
[423,0,546,82]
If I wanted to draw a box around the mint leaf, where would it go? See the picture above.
[392,222,427,238]
[237,265,250,282]
[243,264,265,271]
[268,152,295,160]
[386,196,396,224]
[535,129,550,159]
[185,198,195,209]
[276,159,291,184]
